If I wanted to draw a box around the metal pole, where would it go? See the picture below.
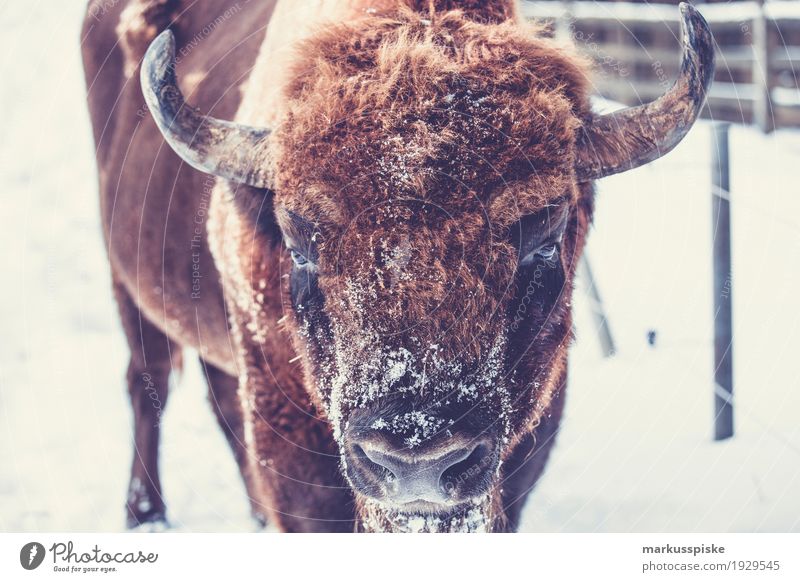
[579,255,616,358]
[711,122,734,441]
[752,0,774,133]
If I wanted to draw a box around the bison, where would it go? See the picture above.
[81,0,713,532]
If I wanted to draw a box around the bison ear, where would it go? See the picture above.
[575,3,715,182]
[140,30,275,188]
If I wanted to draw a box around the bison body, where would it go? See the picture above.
[82,0,712,531]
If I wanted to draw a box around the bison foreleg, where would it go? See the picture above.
[113,278,181,528]
[200,359,267,527]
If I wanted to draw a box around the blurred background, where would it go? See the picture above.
[1,0,798,532]
[530,0,800,130]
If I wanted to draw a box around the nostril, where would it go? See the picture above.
[348,436,497,504]
[353,444,397,486]
[439,443,493,496]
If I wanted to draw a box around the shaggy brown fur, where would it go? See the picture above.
[401,0,519,23]
[275,8,590,426]
[269,5,595,531]
[275,6,591,357]
[84,0,597,532]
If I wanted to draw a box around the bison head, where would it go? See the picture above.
[142,3,713,531]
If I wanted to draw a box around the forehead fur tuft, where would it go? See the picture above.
[399,0,519,24]
[274,7,591,226]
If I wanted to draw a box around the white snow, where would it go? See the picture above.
[1,1,799,533]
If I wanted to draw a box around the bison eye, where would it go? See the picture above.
[290,249,311,268]
[536,242,558,261]
[520,242,559,267]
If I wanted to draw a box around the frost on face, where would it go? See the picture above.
[313,294,514,530]
[319,295,515,450]
[361,498,491,533]
[291,202,522,531]
[384,234,413,289]
[371,411,453,448]
[375,135,431,191]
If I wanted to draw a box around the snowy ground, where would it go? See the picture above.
[1,2,799,533]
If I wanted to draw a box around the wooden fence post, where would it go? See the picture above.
[556,0,574,43]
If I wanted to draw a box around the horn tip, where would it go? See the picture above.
[148,29,176,65]
[678,2,712,41]
[677,1,716,81]
[141,28,177,90]
[152,29,176,50]
[678,2,703,22]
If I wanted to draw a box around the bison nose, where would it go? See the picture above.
[348,437,496,505]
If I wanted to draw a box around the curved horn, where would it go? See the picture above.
[575,3,715,182]
[140,30,272,188]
